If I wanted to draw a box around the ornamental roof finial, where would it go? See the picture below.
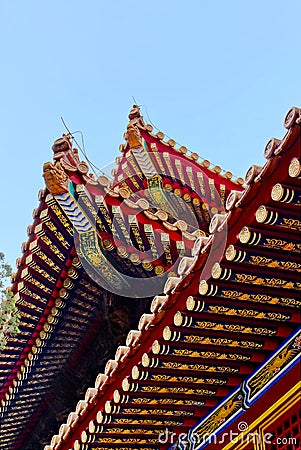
[124,105,144,149]
[125,123,142,148]
[128,104,141,122]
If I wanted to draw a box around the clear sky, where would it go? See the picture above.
[0,0,300,270]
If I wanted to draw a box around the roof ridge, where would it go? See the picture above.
[118,104,245,185]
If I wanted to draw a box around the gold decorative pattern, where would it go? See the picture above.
[148,174,177,216]
[127,153,144,180]
[140,385,216,395]
[41,220,71,249]
[79,230,127,290]
[131,397,205,406]
[151,144,166,174]
[249,255,301,272]
[26,260,56,284]
[113,417,184,426]
[14,296,43,313]
[45,202,74,236]
[94,447,157,450]
[121,407,193,416]
[194,320,276,336]
[169,347,250,361]
[163,152,175,178]
[221,288,300,308]
[283,217,301,230]
[21,273,52,294]
[79,194,107,232]
[161,361,239,373]
[145,373,227,385]
[93,426,164,434]
[235,272,296,289]
[121,172,140,192]
[201,202,211,222]
[186,166,196,191]
[96,196,120,239]
[248,335,301,396]
[197,172,206,196]
[207,304,290,321]
[175,159,186,185]
[17,285,48,305]
[128,215,145,251]
[183,335,262,349]
[264,238,301,253]
[144,224,159,260]
[209,178,216,202]
[94,437,158,444]
[39,235,65,261]
[192,393,242,442]
[220,184,226,204]
[111,206,132,245]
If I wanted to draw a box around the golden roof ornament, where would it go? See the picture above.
[125,123,142,149]
[128,104,142,121]
[43,161,69,195]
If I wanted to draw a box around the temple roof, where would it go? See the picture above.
[41,106,300,450]
[0,106,300,450]
[41,106,245,298]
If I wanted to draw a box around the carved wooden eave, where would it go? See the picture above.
[36,107,300,450]
[0,106,300,450]
[114,105,246,251]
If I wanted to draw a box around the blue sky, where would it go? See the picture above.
[0,0,300,269]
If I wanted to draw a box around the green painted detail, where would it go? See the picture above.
[148,175,165,205]
[78,230,128,290]
[147,174,178,219]
[69,180,75,197]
